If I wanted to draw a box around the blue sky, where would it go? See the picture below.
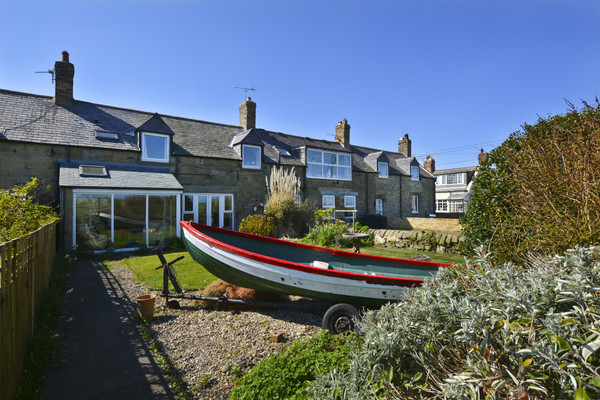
[1,0,599,169]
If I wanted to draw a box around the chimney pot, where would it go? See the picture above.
[62,50,69,62]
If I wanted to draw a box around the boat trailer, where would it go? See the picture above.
[155,248,361,334]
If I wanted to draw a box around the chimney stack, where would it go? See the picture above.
[424,156,435,174]
[478,148,488,165]
[398,134,411,157]
[239,97,256,129]
[335,119,350,146]
[54,50,74,107]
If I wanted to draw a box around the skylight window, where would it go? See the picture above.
[275,146,291,157]
[79,165,107,177]
[95,131,119,140]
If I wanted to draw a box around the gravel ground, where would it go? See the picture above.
[108,261,329,400]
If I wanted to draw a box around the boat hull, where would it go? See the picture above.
[181,222,447,307]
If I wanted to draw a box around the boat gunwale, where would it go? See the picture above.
[180,221,452,286]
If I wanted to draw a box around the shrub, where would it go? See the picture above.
[461,100,600,263]
[230,331,359,400]
[0,178,58,242]
[309,246,600,399]
[239,214,275,237]
[301,209,372,248]
[264,167,313,238]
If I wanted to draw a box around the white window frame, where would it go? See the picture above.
[306,149,352,181]
[412,194,420,214]
[141,132,170,163]
[436,199,465,213]
[378,162,388,178]
[436,172,465,185]
[344,195,356,209]
[322,195,336,218]
[242,144,261,169]
[411,165,420,181]
[375,199,383,216]
[436,199,448,212]
[183,193,234,229]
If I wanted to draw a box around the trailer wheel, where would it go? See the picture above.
[322,303,359,334]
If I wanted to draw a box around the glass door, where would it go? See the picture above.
[183,193,233,229]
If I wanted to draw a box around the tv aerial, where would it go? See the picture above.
[235,84,256,99]
[36,68,55,84]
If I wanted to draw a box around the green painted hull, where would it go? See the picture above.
[181,222,449,307]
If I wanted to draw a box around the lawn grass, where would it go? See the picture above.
[359,246,465,265]
[122,251,218,291]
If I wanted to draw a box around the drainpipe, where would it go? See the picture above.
[365,173,369,214]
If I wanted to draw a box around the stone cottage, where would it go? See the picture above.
[0,51,435,252]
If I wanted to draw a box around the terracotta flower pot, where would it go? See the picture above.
[137,294,157,319]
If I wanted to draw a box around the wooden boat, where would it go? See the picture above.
[180,221,451,308]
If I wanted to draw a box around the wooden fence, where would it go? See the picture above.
[0,221,57,400]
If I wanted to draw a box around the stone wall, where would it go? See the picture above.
[387,216,462,233]
[370,228,463,254]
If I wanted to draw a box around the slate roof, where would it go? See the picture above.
[138,113,174,135]
[59,159,183,190]
[0,89,242,159]
[1,89,434,178]
[434,166,477,175]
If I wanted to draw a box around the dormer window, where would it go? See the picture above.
[141,132,170,163]
[242,144,261,169]
[411,165,420,181]
[378,162,388,178]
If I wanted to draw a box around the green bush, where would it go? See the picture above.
[239,214,275,237]
[309,246,600,399]
[230,331,359,400]
[0,178,58,242]
[461,101,600,263]
[301,209,373,248]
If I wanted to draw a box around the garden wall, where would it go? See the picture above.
[369,228,463,254]
[386,216,462,233]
